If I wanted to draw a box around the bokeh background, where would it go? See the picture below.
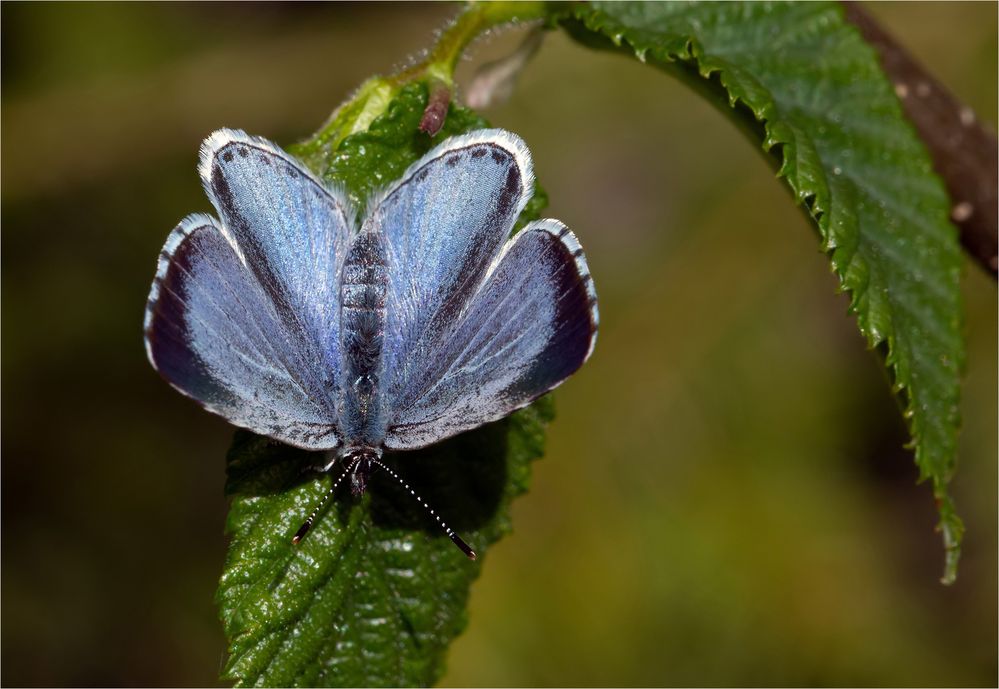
[2,2,995,686]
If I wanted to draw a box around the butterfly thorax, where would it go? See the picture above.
[339,230,389,448]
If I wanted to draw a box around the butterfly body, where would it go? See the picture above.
[145,128,598,551]
[339,230,390,451]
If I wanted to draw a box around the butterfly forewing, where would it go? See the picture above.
[367,130,535,417]
[200,129,352,410]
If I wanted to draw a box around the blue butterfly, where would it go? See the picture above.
[144,128,598,557]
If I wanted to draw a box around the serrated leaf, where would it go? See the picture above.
[217,82,555,687]
[558,1,965,581]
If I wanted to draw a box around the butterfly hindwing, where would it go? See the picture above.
[384,219,599,450]
[144,215,341,449]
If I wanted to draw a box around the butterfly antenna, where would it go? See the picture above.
[292,456,358,545]
[372,458,477,560]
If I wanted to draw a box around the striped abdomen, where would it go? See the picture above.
[339,231,388,447]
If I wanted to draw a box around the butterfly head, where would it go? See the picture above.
[340,446,382,496]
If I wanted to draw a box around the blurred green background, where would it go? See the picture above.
[2,2,995,686]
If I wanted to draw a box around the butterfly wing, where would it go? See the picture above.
[367,129,535,416]
[145,130,353,449]
[199,129,352,393]
[144,215,342,449]
[384,219,598,450]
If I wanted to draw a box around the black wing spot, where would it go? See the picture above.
[237,146,248,158]
[494,166,522,218]
[471,147,487,159]
[222,150,234,163]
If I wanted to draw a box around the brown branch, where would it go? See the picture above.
[842,1,998,278]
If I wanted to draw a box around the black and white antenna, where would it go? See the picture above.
[291,455,476,560]
[372,458,477,560]
[292,456,358,545]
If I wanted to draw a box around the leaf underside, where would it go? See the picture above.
[217,83,554,687]
[558,1,964,581]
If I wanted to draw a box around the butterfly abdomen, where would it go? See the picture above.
[340,231,389,446]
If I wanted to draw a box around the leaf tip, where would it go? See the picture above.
[934,489,964,585]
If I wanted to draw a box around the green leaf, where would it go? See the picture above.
[557,1,965,581]
[292,76,398,173]
[217,82,554,687]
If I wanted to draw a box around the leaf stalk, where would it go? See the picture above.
[296,1,549,165]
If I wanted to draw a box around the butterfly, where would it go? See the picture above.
[144,128,598,558]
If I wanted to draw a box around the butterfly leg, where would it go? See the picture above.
[300,450,339,477]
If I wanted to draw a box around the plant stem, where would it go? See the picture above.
[842,1,998,278]
[393,1,549,87]
[296,1,549,165]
